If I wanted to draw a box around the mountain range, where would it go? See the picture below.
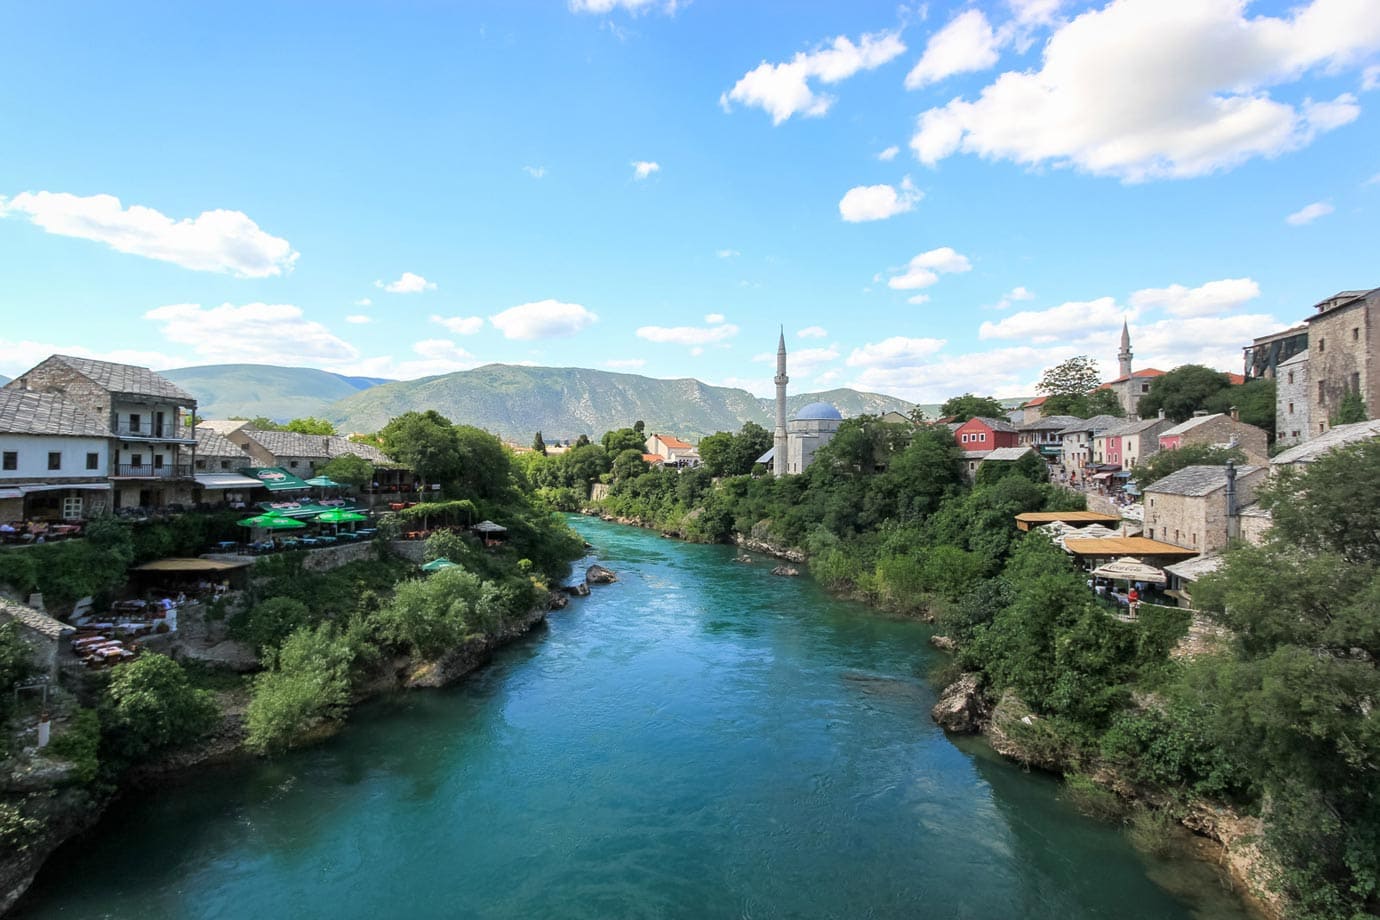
[159,363,916,441]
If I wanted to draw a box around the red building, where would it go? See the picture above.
[953,416,1019,451]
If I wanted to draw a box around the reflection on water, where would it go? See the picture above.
[19,516,1252,920]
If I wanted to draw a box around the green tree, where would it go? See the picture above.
[1130,444,1246,488]
[379,410,463,487]
[244,623,354,754]
[1042,388,1125,419]
[696,431,734,477]
[102,654,218,760]
[611,448,648,482]
[1329,390,1367,426]
[1206,377,1276,440]
[575,433,591,448]
[532,431,547,455]
[236,597,312,654]
[729,422,773,475]
[285,417,337,435]
[974,450,1047,486]
[940,393,1007,422]
[0,622,37,726]
[319,453,375,489]
[373,567,509,657]
[1036,356,1103,398]
[601,427,645,454]
[1136,365,1232,421]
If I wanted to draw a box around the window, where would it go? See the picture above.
[129,413,141,432]
[289,460,299,468]
[131,453,143,467]
[220,460,230,470]
[85,452,99,470]
[1319,382,1326,402]
[1287,371,1294,385]
[1318,338,1325,354]
[48,452,61,470]
[2,451,16,470]
[1288,402,1294,414]
[1353,327,1360,342]
[1351,372,1361,393]
[1141,383,1150,393]
[153,455,164,469]
[62,496,83,520]
[1291,430,1299,438]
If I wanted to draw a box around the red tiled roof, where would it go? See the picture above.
[1226,372,1245,385]
[1101,368,1166,386]
[1023,396,1048,407]
[641,453,664,464]
[655,434,694,449]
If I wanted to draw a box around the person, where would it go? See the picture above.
[1128,587,1140,606]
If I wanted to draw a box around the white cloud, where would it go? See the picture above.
[353,297,373,307]
[144,302,359,364]
[848,344,1061,403]
[979,296,1125,342]
[839,177,923,222]
[720,29,907,124]
[907,294,931,304]
[632,160,661,180]
[755,345,840,376]
[345,315,372,324]
[1130,277,1260,316]
[0,339,184,379]
[886,246,972,290]
[690,346,705,356]
[0,191,298,278]
[1286,200,1334,225]
[523,165,547,179]
[1366,172,1380,186]
[716,248,740,259]
[429,314,485,335]
[1362,64,1380,90]
[798,325,829,338]
[909,0,1380,181]
[605,358,647,369]
[489,299,599,340]
[636,323,740,345]
[993,285,1036,309]
[905,9,1002,89]
[877,145,900,161]
[1009,0,1064,26]
[1126,313,1285,372]
[411,339,476,364]
[845,336,948,368]
[815,370,841,386]
[340,340,481,381]
[569,0,675,13]
[705,313,726,324]
[377,272,437,294]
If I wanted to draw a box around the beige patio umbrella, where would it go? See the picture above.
[1091,556,1167,584]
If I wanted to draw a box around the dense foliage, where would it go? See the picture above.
[1129,444,1246,488]
[245,623,357,754]
[939,393,1007,422]
[101,654,219,761]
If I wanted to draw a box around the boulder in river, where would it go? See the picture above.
[563,583,591,597]
[585,564,618,585]
[929,635,956,651]
[931,672,988,734]
[734,554,754,564]
[770,565,799,577]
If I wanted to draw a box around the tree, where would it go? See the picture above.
[0,622,36,726]
[102,654,218,760]
[601,427,645,454]
[940,393,1007,422]
[575,434,591,448]
[244,624,354,754]
[728,422,772,475]
[1136,365,1232,421]
[235,597,312,653]
[974,450,1047,486]
[379,410,463,487]
[285,417,336,435]
[1130,444,1245,488]
[1037,356,1102,397]
[453,425,516,501]
[1329,390,1367,426]
[633,420,645,434]
[532,431,547,455]
[696,432,734,477]
[610,448,648,482]
[319,453,374,489]
[1206,377,1275,441]
[1042,388,1124,419]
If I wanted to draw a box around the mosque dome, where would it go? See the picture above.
[794,402,843,421]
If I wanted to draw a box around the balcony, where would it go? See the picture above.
[112,463,194,480]
[112,424,197,443]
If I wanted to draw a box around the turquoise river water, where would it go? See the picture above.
[18,516,1252,919]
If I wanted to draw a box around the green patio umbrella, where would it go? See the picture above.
[238,512,307,529]
[420,557,459,573]
[306,476,344,488]
[315,509,369,524]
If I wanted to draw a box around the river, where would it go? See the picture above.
[18,516,1251,919]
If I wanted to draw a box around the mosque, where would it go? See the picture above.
[758,330,844,476]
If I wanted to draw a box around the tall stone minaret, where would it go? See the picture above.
[1118,319,1133,379]
[773,327,789,477]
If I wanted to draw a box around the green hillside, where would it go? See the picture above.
[0,375,9,387]
[327,364,914,440]
[164,364,388,421]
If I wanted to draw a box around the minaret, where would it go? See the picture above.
[1118,319,1133,380]
[774,327,789,477]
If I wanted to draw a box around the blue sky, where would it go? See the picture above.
[1,0,1377,404]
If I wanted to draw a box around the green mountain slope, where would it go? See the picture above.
[0,375,9,387]
[163,364,388,421]
[326,364,913,440]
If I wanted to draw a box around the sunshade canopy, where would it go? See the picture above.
[1091,556,1168,584]
[316,509,369,523]
[421,558,459,572]
[238,512,307,529]
[240,467,311,491]
[305,476,343,488]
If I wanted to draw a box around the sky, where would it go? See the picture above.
[1,0,1378,405]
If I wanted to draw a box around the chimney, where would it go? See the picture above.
[1225,459,1239,541]
[1157,408,1165,419]
[1229,405,1239,421]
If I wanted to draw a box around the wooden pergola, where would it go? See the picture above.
[1015,510,1124,532]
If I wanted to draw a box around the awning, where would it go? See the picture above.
[0,482,112,495]
[473,520,507,533]
[240,467,311,491]
[132,558,252,572]
[195,472,264,490]
[1064,536,1198,558]
[1091,472,1113,480]
[756,447,775,465]
[0,488,22,500]
[1091,557,1167,583]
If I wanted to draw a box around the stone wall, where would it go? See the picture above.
[1179,415,1269,465]
[1144,468,1266,554]
[1275,357,1310,447]
[1308,293,1377,437]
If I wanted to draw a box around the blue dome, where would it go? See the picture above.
[794,402,843,421]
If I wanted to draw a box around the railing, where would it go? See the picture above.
[112,425,196,441]
[112,463,194,479]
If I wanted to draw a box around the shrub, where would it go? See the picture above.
[244,624,354,755]
[48,708,102,784]
[234,597,312,654]
[1061,773,1125,822]
[102,654,219,761]
[0,800,43,853]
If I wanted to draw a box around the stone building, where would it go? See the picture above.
[1270,418,1380,471]
[4,355,198,512]
[1056,415,1122,472]
[1275,350,1311,447]
[1098,321,1166,417]
[222,428,392,477]
[1157,412,1269,465]
[0,597,74,680]
[645,433,700,467]
[1143,463,1266,555]
[1243,324,1309,380]
[0,389,114,521]
[784,403,843,475]
[1095,417,1172,469]
[1016,415,1081,464]
[1304,287,1378,438]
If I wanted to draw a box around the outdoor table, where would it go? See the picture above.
[216,541,237,551]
